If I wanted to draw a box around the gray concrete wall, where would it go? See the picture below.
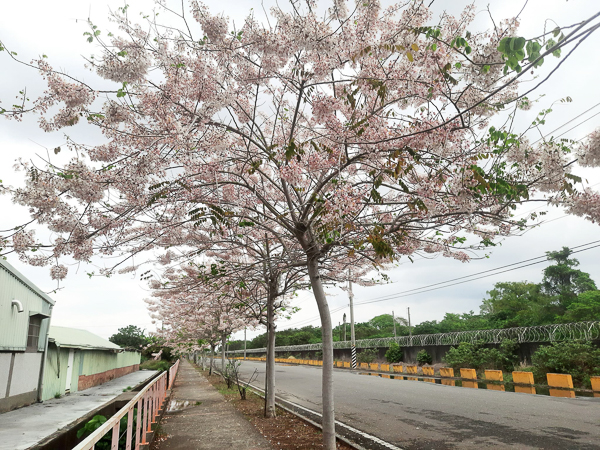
[0,352,43,413]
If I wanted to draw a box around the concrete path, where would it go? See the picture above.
[0,369,157,450]
[238,360,600,450]
[155,359,272,450]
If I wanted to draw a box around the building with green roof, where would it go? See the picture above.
[42,326,141,401]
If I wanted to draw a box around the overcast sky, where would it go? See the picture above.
[1,0,599,341]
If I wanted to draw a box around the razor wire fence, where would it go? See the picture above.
[226,321,600,355]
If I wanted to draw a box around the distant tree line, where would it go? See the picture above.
[230,247,599,349]
[108,325,174,361]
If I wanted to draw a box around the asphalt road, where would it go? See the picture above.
[237,360,600,450]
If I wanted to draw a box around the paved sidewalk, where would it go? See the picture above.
[0,370,157,450]
[156,359,272,449]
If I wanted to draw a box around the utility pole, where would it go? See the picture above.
[407,307,412,345]
[339,322,342,341]
[392,310,397,338]
[343,313,347,341]
[244,327,247,361]
[349,271,356,369]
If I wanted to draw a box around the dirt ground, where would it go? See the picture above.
[203,371,354,450]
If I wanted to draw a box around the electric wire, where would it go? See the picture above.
[280,239,600,328]
[353,242,600,307]
[353,238,600,304]
[530,101,600,145]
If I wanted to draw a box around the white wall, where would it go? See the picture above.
[8,353,42,396]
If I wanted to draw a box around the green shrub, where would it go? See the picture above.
[385,343,403,363]
[443,340,519,371]
[531,341,600,388]
[77,411,137,450]
[357,349,378,364]
[416,349,433,366]
[140,360,171,371]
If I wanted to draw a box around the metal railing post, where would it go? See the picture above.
[126,406,133,450]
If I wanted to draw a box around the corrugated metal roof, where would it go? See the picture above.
[0,258,55,305]
[49,326,122,351]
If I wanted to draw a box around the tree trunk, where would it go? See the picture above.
[221,334,226,374]
[307,258,336,450]
[265,293,277,418]
[209,344,215,376]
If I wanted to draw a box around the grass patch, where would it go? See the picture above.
[140,360,171,371]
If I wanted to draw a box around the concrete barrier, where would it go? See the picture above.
[514,385,536,394]
[512,371,534,385]
[406,365,418,374]
[460,368,477,380]
[486,383,505,391]
[484,370,503,382]
[343,361,351,368]
[360,362,369,370]
[380,364,390,372]
[439,367,454,378]
[370,363,379,371]
[591,376,600,392]
[549,389,575,398]
[441,379,455,386]
[422,366,434,376]
[462,380,478,389]
[546,373,573,389]
[393,365,404,373]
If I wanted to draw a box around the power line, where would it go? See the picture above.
[554,110,600,141]
[354,241,600,307]
[282,304,347,328]
[531,101,600,145]
[355,238,600,305]
[281,240,600,328]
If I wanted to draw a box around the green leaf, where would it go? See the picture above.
[497,38,507,54]
[513,37,526,51]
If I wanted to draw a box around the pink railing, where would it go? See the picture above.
[73,360,180,450]
[168,359,179,389]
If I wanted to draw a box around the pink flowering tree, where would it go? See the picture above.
[2,1,600,448]
[147,267,257,374]
[150,230,308,417]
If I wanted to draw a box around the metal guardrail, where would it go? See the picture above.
[73,359,180,450]
[226,321,600,355]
